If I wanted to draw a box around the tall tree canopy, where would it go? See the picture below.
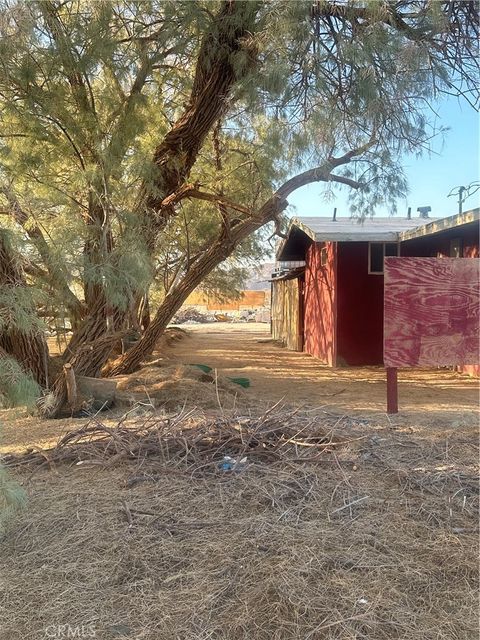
[0,0,478,414]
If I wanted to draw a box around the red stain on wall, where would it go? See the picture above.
[336,242,384,365]
[303,242,337,365]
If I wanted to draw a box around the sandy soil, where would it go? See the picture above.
[167,323,479,425]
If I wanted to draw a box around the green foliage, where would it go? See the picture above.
[0,0,477,329]
[83,225,154,311]
[0,460,26,534]
[0,355,41,409]
[0,229,46,333]
[0,418,27,533]
[0,285,45,334]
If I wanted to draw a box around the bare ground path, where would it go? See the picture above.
[1,323,478,454]
[167,323,479,428]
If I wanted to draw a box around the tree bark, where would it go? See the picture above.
[105,196,287,376]
[0,231,49,387]
[63,363,77,409]
[64,2,257,365]
[38,330,125,418]
[137,0,259,238]
[137,293,151,331]
[103,267,215,376]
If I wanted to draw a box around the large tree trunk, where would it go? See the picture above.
[104,277,209,377]
[63,296,109,360]
[36,1,260,413]
[67,2,257,359]
[0,231,49,387]
[106,198,286,376]
[137,0,259,237]
[0,330,49,388]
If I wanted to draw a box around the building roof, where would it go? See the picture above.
[292,216,434,242]
[398,208,479,241]
[276,208,479,261]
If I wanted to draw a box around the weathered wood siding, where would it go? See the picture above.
[272,277,303,351]
[384,257,480,368]
[304,242,337,365]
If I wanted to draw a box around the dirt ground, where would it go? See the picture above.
[0,324,478,640]
[1,323,478,454]
[165,323,480,423]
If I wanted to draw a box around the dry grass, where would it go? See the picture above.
[0,407,478,640]
[114,363,246,411]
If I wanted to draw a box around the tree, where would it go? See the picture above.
[0,1,478,414]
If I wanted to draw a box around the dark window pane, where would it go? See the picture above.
[370,243,384,273]
[385,243,398,257]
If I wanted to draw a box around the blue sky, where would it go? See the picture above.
[288,96,479,221]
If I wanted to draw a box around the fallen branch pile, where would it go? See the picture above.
[2,408,351,472]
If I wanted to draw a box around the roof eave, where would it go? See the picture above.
[275,217,315,261]
[313,231,400,242]
[399,208,480,242]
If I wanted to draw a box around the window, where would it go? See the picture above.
[320,247,328,266]
[368,242,399,274]
[449,238,462,258]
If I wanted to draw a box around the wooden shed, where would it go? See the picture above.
[274,208,480,374]
[271,268,304,351]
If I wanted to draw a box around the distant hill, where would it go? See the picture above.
[244,263,275,291]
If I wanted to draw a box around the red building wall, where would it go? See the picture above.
[303,242,337,365]
[300,221,478,373]
[336,242,384,365]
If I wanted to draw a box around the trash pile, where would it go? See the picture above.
[172,308,216,324]
[172,307,270,324]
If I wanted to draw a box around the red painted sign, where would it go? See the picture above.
[384,258,480,368]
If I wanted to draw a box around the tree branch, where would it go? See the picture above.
[0,185,85,322]
[136,0,259,237]
[40,1,95,114]
[159,184,252,217]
